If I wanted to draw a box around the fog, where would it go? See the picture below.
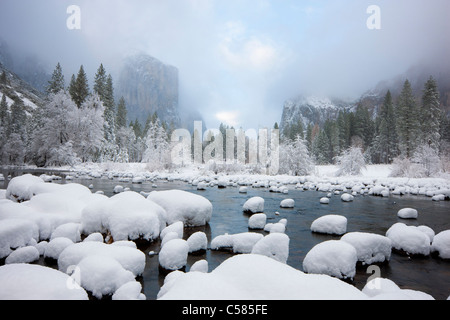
[1,0,449,128]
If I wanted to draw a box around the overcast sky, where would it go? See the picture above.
[1,0,449,128]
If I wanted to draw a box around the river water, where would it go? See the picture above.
[2,172,450,300]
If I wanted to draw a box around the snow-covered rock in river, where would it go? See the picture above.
[320,197,330,204]
[251,233,290,263]
[341,193,354,202]
[186,232,207,253]
[44,237,74,260]
[0,264,89,300]
[160,221,184,241]
[239,186,248,193]
[50,222,81,243]
[158,254,366,300]
[280,199,295,208]
[0,218,39,258]
[311,215,347,235]
[190,259,208,273]
[76,255,136,299]
[148,190,212,227]
[362,278,434,300]
[159,239,189,271]
[242,196,264,214]
[303,240,357,280]
[431,230,450,259]
[211,232,264,253]
[81,191,165,242]
[112,281,146,300]
[340,232,392,265]
[5,246,40,264]
[5,174,44,202]
[248,213,267,230]
[58,241,145,277]
[386,223,430,256]
[397,208,418,219]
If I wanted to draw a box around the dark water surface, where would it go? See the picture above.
[2,172,450,300]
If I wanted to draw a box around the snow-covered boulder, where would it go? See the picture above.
[83,232,104,242]
[0,218,39,258]
[160,221,184,241]
[363,278,434,300]
[113,185,124,193]
[416,225,435,243]
[158,254,366,300]
[112,281,146,300]
[0,264,88,300]
[5,174,44,202]
[341,193,354,202]
[320,197,330,204]
[81,191,165,242]
[51,223,81,243]
[242,196,264,214]
[148,190,212,227]
[431,230,450,259]
[280,199,295,208]
[386,223,430,256]
[5,246,40,264]
[161,232,181,247]
[311,215,347,235]
[251,233,289,263]
[196,181,207,190]
[159,239,189,271]
[77,255,136,299]
[186,232,207,253]
[211,232,264,254]
[303,240,358,280]
[190,260,208,273]
[265,222,286,234]
[248,213,267,230]
[58,241,145,277]
[397,208,418,219]
[44,237,74,260]
[340,232,392,265]
[239,186,248,193]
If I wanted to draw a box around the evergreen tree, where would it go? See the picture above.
[353,104,374,150]
[376,90,398,163]
[420,76,441,151]
[0,71,7,85]
[69,65,89,108]
[116,97,128,129]
[131,119,143,138]
[0,94,8,129]
[46,62,65,95]
[337,111,350,151]
[396,79,419,158]
[93,64,107,99]
[102,74,116,142]
[273,122,279,130]
[312,129,330,164]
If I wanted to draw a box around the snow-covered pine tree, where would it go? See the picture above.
[375,90,398,163]
[396,79,419,158]
[279,135,314,176]
[142,117,170,171]
[93,64,107,99]
[69,65,89,108]
[420,76,441,151]
[116,96,128,130]
[312,129,330,165]
[46,62,65,95]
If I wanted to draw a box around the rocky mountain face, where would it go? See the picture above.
[117,54,180,127]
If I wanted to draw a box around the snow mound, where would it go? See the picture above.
[397,208,418,219]
[341,193,354,202]
[190,260,208,273]
[386,223,430,255]
[160,221,184,240]
[320,197,330,204]
[248,213,267,230]
[112,281,146,300]
[51,222,81,243]
[76,255,136,299]
[5,174,44,202]
[303,240,357,280]
[148,190,212,227]
[158,254,366,300]
[58,241,145,277]
[44,237,74,260]
[311,215,347,235]
[186,232,207,253]
[340,232,392,265]
[431,230,450,259]
[211,232,264,253]
[0,264,88,300]
[0,218,39,258]
[159,239,189,271]
[363,278,434,300]
[81,191,164,241]
[243,196,264,213]
[280,199,294,208]
[251,233,290,263]
[5,246,40,264]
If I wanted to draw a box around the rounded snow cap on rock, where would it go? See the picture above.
[243,196,264,213]
[311,215,347,235]
[280,199,295,208]
[397,208,418,219]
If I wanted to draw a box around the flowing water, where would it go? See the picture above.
[1,171,450,300]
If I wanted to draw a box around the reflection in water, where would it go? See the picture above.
[1,172,449,299]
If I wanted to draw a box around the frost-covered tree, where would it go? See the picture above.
[46,62,65,95]
[279,135,314,176]
[0,94,8,163]
[69,65,89,108]
[116,96,128,130]
[412,144,441,177]
[420,76,441,151]
[396,80,419,158]
[335,147,366,176]
[142,118,170,171]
